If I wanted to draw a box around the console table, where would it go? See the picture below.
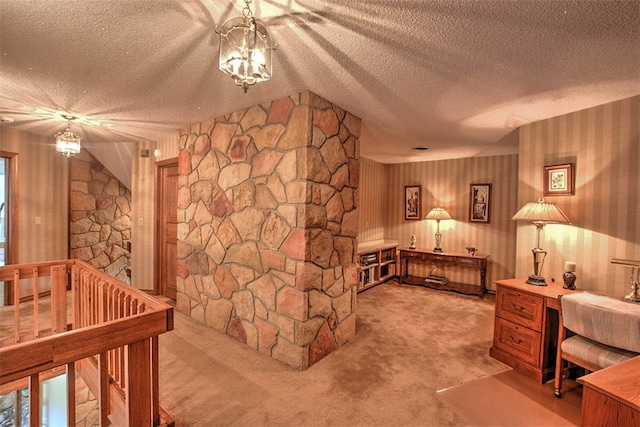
[399,248,488,297]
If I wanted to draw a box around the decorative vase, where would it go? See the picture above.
[563,271,576,290]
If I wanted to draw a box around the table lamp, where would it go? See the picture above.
[425,207,452,252]
[512,198,570,285]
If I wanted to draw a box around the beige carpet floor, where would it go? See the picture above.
[438,370,582,426]
[158,281,582,426]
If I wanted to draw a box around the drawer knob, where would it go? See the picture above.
[509,334,524,345]
[511,302,526,312]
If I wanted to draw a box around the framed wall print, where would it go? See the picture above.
[544,163,574,196]
[404,185,421,220]
[469,183,491,223]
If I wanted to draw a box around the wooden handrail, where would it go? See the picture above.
[0,260,174,426]
[0,309,171,383]
[0,259,75,281]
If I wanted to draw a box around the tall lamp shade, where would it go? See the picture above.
[425,207,452,253]
[512,198,570,285]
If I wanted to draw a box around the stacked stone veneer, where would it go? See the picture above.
[70,150,132,283]
[177,91,360,370]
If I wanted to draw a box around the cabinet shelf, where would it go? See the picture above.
[359,262,380,269]
[357,240,398,292]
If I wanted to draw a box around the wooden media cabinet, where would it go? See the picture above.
[357,240,399,292]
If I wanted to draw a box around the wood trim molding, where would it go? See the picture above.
[0,151,19,305]
[154,157,179,296]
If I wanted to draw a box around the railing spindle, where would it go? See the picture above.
[32,268,39,339]
[152,335,160,426]
[51,265,67,334]
[29,373,40,427]
[116,291,124,387]
[125,294,132,318]
[66,362,76,426]
[13,269,20,344]
[71,265,78,331]
[98,352,110,426]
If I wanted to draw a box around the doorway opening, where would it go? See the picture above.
[155,158,178,300]
[0,151,18,306]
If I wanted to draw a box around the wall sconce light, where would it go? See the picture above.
[512,198,570,285]
[55,116,82,157]
[425,207,452,253]
[216,0,275,93]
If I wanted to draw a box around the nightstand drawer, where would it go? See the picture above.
[494,317,541,366]
[496,287,544,331]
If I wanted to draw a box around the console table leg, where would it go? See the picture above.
[400,258,409,284]
[480,267,487,297]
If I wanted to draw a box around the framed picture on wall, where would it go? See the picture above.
[469,183,491,223]
[404,185,421,220]
[544,163,574,196]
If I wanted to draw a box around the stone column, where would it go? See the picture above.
[177,91,360,369]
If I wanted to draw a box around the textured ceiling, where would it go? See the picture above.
[1,0,639,168]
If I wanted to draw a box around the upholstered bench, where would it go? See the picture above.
[554,292,640,398]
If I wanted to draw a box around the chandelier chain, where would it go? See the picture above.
[242,0,253,19]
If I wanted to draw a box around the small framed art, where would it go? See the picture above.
[544,163,574,196]
[469,183,491,223]
[404,185,421,220]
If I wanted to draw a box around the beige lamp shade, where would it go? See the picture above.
[512,198,570,224]
[425,207,452,221]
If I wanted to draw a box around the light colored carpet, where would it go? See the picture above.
[1,281,584,426]
[158,282,518,426]
[437,370,582,427]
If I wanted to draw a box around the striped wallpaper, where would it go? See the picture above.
[360,153,520,291]
[130,135,180,290]
[517,95,639,297]
[358,158,387,243]
[1,127,69,296]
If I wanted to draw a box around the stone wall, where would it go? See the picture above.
[177,91,360,369]
[70,150,132,283]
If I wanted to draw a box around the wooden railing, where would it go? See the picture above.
[0,260,174,426]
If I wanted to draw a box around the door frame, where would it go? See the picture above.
[0,151,19,305]
[154,157,179,296]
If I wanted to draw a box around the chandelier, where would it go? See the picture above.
[55,116,82,157]
[217,0,274,93]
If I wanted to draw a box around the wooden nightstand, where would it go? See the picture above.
[489,278,577,383]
